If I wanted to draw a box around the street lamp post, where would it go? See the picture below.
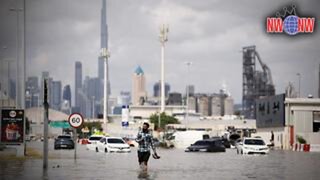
[10,5,23,108]
[297,73,301,98]
[159,24,169,113]
[100,48,110,133]
[0,46,12,99]
[185,62,192,125]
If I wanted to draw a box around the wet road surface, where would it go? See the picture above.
[1,141,320,180]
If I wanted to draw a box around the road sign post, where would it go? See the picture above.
[68,113,83,160]
[43,79,49,170]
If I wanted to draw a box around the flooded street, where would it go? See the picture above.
[1,142,320,180]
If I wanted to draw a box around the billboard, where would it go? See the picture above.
[1,109,24,143]
[256,94,285,128]
[121,105,129,127]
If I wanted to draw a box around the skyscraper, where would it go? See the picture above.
[62,85,72,114]
[186,85,195,96]
[63,85,72,103]
[98,0,111,104]
[153,81,170,97]
[51,81,62,110]
[26,76,40,108]
[75,61,82,108]
[26,76,39,94]
[132,66,147,105]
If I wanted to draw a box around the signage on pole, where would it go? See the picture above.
[121,105,129,127]
[1,109,24,143]
[68,113,83,160]
[68,113,84,128]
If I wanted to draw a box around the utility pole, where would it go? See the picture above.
[159,24,169,113]
[185,62,192,125]
[9,5,22,108]
[43,79,49,169]
[101,48,110,133]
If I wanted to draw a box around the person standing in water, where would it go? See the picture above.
[135,122,159,172]
[270,131,274,146]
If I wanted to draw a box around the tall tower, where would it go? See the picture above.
[159,24,169,112]
[98,0,111,98]
[63,85,72,104]
[242,46,275,119]
[132,66,147,105]
[319,64,320,98]
[75,61,82,108]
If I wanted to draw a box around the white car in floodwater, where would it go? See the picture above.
[86,135,105,151]
[237,137,269,155]
[96,137,131,153]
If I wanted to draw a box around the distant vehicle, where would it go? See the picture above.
[86,135,105,151]
[54,135,74,150]
[185,139,226,152]
[221,138,231,148]
[96,137,131,153]
[237,138,269,155]
[207,136,231,149]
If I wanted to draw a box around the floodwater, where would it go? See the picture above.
[1,141,320,180]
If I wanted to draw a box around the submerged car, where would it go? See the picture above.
[86,135,105,151]
[237,138,269,155]
[54,135,74,150]
[185,139,226,152]
[96,137,131,153]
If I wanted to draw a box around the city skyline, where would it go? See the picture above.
[0,0,319,104]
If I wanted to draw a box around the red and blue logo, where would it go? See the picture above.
[266,5,315,35]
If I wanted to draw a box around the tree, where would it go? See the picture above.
[150,112,180,130]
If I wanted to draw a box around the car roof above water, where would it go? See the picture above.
[57,135,71,138]
[243,137,263,140]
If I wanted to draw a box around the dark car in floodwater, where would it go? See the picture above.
[185,139,226,152]
[54,135,74,150]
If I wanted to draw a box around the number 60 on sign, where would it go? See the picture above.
[68,113,84,128]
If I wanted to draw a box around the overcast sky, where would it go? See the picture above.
[0,0,319,104]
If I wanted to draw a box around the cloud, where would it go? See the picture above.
[0,0,319,105]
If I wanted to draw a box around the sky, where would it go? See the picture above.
[0,0,319,104]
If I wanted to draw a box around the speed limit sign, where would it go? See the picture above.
[68,113,84,128]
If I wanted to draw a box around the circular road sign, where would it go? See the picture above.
[68,113,84,128]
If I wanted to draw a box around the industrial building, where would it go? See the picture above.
[188,92,234,117]
[253,96,320,152]
[242,46,275,119]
